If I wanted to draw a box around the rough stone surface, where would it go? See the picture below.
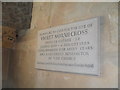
[2,2,33,33]
[7,2,118,88]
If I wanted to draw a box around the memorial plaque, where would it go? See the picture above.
[35,17,101,75]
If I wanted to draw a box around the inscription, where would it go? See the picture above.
[35,17,100,75]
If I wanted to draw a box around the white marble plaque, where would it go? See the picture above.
[35,17,101,75]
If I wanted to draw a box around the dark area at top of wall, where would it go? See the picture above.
[2,2,33,37]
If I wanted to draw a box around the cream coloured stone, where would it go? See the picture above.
[8,2,118,88]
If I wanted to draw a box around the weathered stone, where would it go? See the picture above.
[2,2,33,33]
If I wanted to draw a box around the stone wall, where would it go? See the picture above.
[2,2,33,33]
[7,2,118,88]
[0,2,2,89]
[2,2,33,88]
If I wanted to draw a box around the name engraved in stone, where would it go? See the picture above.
[35,17,100,76]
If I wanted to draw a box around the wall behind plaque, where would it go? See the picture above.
[7,2,118,88]
[0,2,2,89]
